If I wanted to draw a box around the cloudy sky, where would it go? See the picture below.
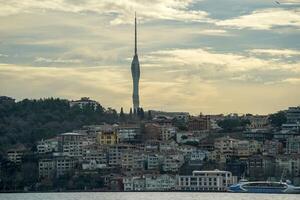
[0,0,300,114]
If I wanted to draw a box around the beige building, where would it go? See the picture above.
[97,131,118,145]
[177,170,237,191]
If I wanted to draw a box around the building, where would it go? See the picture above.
[162,152,184,172]
[108,144,134,166]
[55,155,78,177]
[263,140,283,156]
[276,155,300,176]
[214,136,239,160]
[245,115,269,129]
[286,106,300,124]
[281,107,300,132]
[96,131,118,145]
[247,155,275,178]
[131,14,140,111]
[37,138,58,154]
[123,174,176,191]
[38,159,56,178]
[160,125,176,141]
[146,153,163,170]
[6,145,27,165]
[69,97,99,110]
[82,144,107,166]
[188,115,211,132]
[117,124,141,143]
[144,123,161,141]
[59,132,87,157]
[39,154,78,178]
[123,176,145,191]
[177,170,237,191]
[121,150,145,171]
[235,140,262,157]
[286,136,300,154]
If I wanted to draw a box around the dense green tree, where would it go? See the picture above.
[0,96,118,152]
[269,111,287,127]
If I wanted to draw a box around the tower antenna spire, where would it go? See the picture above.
[135,12,137,55]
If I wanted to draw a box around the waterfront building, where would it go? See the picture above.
[123,174,176,191]
[177,170,237,191]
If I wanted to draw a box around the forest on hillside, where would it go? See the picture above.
[0,96,118,153]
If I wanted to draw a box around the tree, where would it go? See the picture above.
[129,108,133,119]
[269,111,287,127]
[119,107,125,122]
[140,108,145,119]
[147,110,153,120]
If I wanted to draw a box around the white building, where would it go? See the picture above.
[37,138,58,154]
[39,155,78,178]
[162,153,184,172]
[117,125,141,143]
[145,174,176,191]
[177,170,237,191]
[146,154,163,170]
[160,126,176,141]
[59,132,87,157]
[276,155,300,176]
[123,174,176,191]
[82,160,107,170]
[69,97,100,110]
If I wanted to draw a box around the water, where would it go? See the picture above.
[0,192,299,200]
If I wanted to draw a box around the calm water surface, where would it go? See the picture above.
[0,192,299,200]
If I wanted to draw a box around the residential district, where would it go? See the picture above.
[1,97,300,192]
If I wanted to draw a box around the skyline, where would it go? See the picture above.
[0,0,300,114]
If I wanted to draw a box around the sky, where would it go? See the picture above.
[0,0,300,115]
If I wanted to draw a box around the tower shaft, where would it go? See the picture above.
[131,13,140,111]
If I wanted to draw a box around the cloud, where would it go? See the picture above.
[0,53,8,57]
[0,0,210,24]
[194,29,232,36]
[143,47,300,84]
[34,57,82,64]
[248,49,300,57]
[280,0,300,5]
[282,77,300,84]
[216,8,300,30]
[145,48,271,72]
